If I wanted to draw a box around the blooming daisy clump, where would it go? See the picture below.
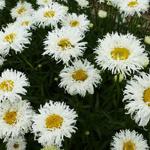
[0,0,150,149]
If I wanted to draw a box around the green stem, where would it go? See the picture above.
[91,0,98,27]
[116,74,120,103]
[21,54,34,69]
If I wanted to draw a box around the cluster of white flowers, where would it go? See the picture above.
[0,68,33,150]
[0,0,81,149]
[0,0,150,149]
[0,70,77,149]
[0,1,36,67]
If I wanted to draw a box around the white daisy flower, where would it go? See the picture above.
[11,1,34,19]
[75,0,89,8]
[110,0,149,16]
[6,136,26,150]
[0,99,34,140]
[0,23,31,55]
[0,0,5,10]
[32,100,78,146]
[61,13,90,33]
[43,27,87,64]
[0,69,29,101]
[34,2,67,28]
[123,72,150,127]
[95,32,149,76]
[15,15,36,30]
[59,59,101,97]
[111,129,149,150]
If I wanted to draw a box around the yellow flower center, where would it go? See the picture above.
[43,0,49,3]
[128,0,139,7]
[4,33,16,43]
[45,114,63,129]
[17,6,27,15]
[123,141,135,150]
[42,145,58,150]
[143,88,150,106]
[13,143,19,149]
[3,111,17,125]
[44,10,55,18]
[58,38,72,50]
[0,80,14,92]
[72,69,88,81]
[21,21,30,26]
[70,20,80,27]
[111,47,130,60]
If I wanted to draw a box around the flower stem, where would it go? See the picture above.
[116,74,120,102]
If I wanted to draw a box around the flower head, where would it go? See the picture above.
[61,13,90,33]
[11,1,34,19]
[95,32,148,76]
[0,69,29,101]
[123,72,150,126]
[32,100,78,146]
[111,129,149,150]
[43,27,87,64]
[0,23,31,55]
[59,59,101,97]
[110,0,149,16]
[0,99,34,141]
[6,136,26,150]
[34,2,67,28]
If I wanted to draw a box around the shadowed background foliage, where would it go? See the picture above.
[0,0,150,149]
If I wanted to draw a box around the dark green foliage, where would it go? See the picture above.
[0,0,150,150]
